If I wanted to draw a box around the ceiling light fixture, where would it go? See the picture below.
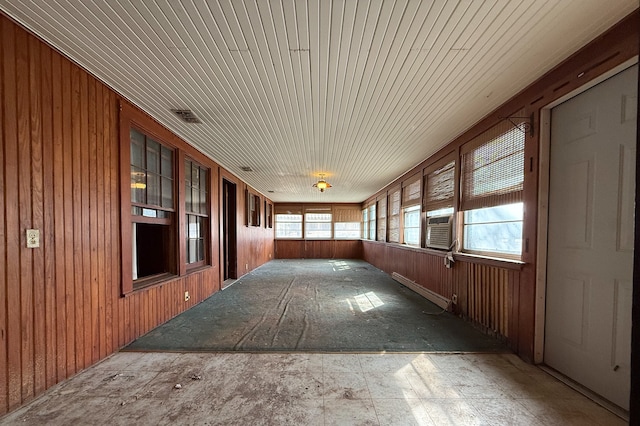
[313,174,332,192]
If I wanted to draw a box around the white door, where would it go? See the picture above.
[545,64,637,410]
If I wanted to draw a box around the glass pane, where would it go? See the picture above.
[197,238,205,262]
[192,188,200,213]
[427,207,454,217]
[161,177,173,208]
[465,203,523,224]
[276,214,302,222]
[334,222,361,239]
[464,221,522,255]
[146,139,160,173]
[275,222,302,238]
[404,228,420,246]
[200,190,207,214]
[199,167,207,189]
[192,165,200,187]
[185,181,192,212]
[147,172,160,206]
[161,145,172,177]
[130,166,146,203]
[188,239,197,263]
[130,129,145,168]
[184,160,192,186]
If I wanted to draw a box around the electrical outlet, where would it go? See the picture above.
[245,263,249,270]
[26,229,40,248]
[452,294,458,304]
[184,291,190,302]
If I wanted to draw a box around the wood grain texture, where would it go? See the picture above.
[0,15,274,416]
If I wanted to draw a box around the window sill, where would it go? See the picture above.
[453,252,525,270]
[126,265,214,296]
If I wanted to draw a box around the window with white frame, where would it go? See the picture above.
[376,197,387,242]
[275,214,303,238]
[403,205,421,246]
[460,114,526,258]
[305,213,332,239]
[334,205,361,239]
[362,208,369,239]
[368,204,376,240]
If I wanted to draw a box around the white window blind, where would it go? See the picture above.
[460,112,526,211]
[376,196,387,242]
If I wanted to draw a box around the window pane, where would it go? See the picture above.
[161,146,173,177]
[147,172,160,206]
[305,222,332,239]
[335,222,361,239]
[130,129,145,168]
[403,205,421,246]
[463,203,523,256]
[427,207,454,217]
[161,177,173,208]
[275,214,303,238]
[192,187,200,213]
[146,139,160,173]
[130,167,146,203]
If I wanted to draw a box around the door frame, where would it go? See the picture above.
[535,57,639,364]
[221,178,238,283]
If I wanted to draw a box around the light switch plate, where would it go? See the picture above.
[26,229,40,248]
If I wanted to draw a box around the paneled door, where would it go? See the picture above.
[545,64,637,410]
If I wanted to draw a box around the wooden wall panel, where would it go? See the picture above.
[0,16,272,415]
[363,241,521,351]
[275,240,362,259]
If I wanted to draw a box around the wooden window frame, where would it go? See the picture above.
[119,101,213,295]
[184,158,210,270]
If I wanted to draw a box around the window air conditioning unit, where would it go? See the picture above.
[427,215,453,250]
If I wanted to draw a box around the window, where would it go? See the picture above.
[246,190,261,226]
[368,204,376,240]
[305,213,332,239]
[376,197,387,242]
[265,202,273,228]
[460,114,526,258]
[425,157,455,216]
[464,203,523,256]
[334,222,361,239]
[275,214,302,238]
[130,128,176,284]
[362,208,369,239]
[388,187,401,243]
[401,173,421,246]
[185,159,208,266]
[333,205,362,239]
[403,205,421,246]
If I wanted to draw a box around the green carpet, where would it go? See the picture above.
[125,259,509,353]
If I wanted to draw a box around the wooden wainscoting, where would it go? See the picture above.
[362,241,522,351]
[275,240,362,259]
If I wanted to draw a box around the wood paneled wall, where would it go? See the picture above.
[362,11,639,361]
[362,241,522,351]
[275,240,362,259]
[0,15,273,415]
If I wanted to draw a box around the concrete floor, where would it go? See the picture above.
[0,351,625,425]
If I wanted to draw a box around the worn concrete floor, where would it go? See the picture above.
[0,351,625,425]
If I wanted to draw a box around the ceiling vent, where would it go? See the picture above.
[171,109,201,123]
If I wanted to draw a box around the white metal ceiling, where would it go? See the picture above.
[1,0,636,202]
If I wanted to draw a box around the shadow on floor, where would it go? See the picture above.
[126,259,508,353]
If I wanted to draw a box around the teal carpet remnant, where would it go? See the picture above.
[125,259,509,353]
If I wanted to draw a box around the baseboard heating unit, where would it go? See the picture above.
[391,272,450,310]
